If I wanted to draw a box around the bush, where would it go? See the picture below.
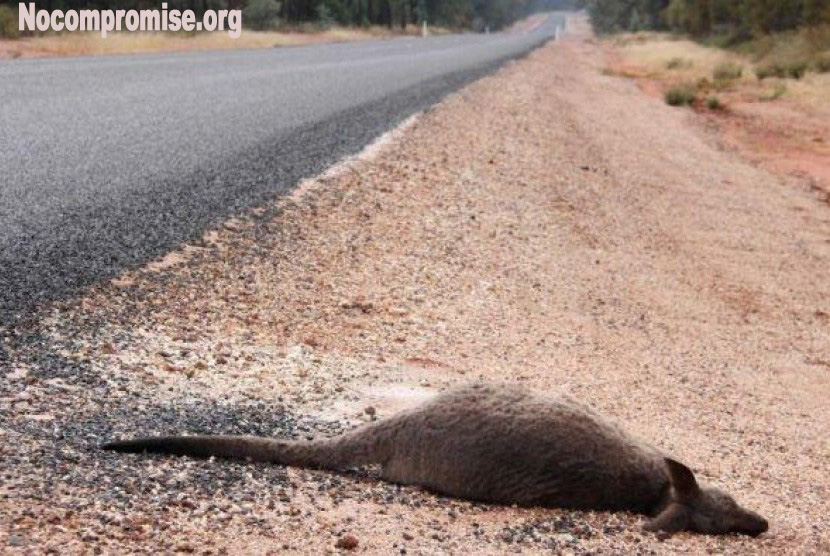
[0,5,20,39]
[316,3,335,30]
[706,96,724,110]
[755,63,786,80]
[756,60,810,80]
[814,56,830,73]
[712,78,734,91]
[665,85,697,106]
[786,60,808,79]
[243,0,282,31]
[713,62,743,81]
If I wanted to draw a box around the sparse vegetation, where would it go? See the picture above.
[755,63,787,80]
[586,0,830,37]
[713,62,743,81]
[786,60,809,79]
[758,82,787,101]
[589,0,830,105]
[665,85,696,106]
[615,36,742,82]
[613,22,829,116]
[666,57,690,69]
[814,56,830,73]
[755,60,808,80]
[705,96,724,110]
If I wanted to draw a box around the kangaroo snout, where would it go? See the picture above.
[737,511,769,537]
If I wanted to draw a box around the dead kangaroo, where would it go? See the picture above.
[103,383,768,536]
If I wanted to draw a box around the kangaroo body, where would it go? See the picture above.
[104,383,768,536]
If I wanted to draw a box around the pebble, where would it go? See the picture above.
[335,534,359,550]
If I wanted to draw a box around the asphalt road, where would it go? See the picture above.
[0,15,563,323]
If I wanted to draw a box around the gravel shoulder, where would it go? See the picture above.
[2,16,830,554]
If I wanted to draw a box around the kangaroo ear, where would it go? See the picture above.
[665,458,700,499]
[644,503,689,535]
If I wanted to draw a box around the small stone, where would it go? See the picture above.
[13,390,31,402]
[7,368,28,381]
[335,534,359,550]
[8,535,24,547]
[24,413,54,422]
[654,531,673,541]
[364,406,376,417]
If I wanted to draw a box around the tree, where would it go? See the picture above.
[243,0,281,30]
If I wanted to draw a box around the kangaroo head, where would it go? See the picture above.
[645,458,768,537]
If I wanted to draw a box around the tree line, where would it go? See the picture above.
[1,0,577,34]
[585,0,830,37]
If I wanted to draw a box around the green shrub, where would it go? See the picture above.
[755,63,786,80]
[243,0,282,31]
[814,56,830,73]
[757,60,811,80]
[665,85,697,106]
[706,96,724,110]
[786,60,808,79]
[696,77,712,91]
[712,78,734,91]
[0,5,20,39]
[316,3,335,30]
[713,62,743,81]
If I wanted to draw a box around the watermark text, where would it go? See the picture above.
[18,3,242,39]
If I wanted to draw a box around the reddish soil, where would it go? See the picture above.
[605,46,830,202]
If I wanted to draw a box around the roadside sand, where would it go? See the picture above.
[3,16,830,554]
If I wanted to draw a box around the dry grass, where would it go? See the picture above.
[611,31,830,112]
[613,33,750,83]
[786,71,830,114]
[0,25,435,59]
[606,26,830,217]
[736,24,830,63]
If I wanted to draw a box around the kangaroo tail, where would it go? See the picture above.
[101,435,295,463]
[103,421,398,470]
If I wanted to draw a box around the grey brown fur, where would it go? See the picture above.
[103,383,768,536]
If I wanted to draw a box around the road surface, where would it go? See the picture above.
[0,15,563,321]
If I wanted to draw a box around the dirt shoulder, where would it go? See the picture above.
[3,16,830,555]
